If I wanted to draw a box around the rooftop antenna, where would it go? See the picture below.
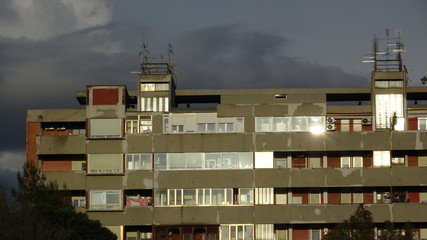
[363,29,405,72]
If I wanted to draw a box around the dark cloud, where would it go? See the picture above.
[0,25,140,151]
[174,25,367,89]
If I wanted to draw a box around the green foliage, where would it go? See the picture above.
[324,204,375,240]
[325,204,414,240]
[0,163,117,240]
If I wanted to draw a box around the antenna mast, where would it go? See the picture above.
[363,29,405,72]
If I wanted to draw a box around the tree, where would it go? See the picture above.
[324,204,375,240]
[325,204,414,240]
[0,163,117,240]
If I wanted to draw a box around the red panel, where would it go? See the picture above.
[328,191,341,204]
[363,156,373,167]
[327,157,340,168]
[292,229,309,240]
[92,88,119,105]
[26,122,39,167]
[363,192,374,204]
[408,156,418,167]
[408,117,418,130]
[42,160,72,171]
[292,157,306,168]
[408,192,419,203]
[362,125,372,131]
[293,191,309,204]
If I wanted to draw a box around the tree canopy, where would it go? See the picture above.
[324,204,413,240]
[0,163,117,240]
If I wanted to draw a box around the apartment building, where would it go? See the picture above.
[27,45,427,239]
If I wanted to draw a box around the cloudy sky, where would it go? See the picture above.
[1,0,426,189]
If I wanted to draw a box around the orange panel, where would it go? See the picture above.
[26,122,39,167]
[363,156,372,167]
[292,229,309,240]
[42,160,72,171]
[92,88,119,105]
[327,157,340,168]
[408,156,418,167]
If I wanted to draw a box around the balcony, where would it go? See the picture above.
[38,135,86,154]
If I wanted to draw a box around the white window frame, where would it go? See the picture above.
[89,190,122,211]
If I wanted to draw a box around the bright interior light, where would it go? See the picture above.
[310,126,325,135]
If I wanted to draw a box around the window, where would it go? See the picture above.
[255,152,274,169]
[221,225,253,240]
[255,116,325,132]
[90,119,122,138]
[88,154,123,174]
[256,117,273,132]
[311,230,321,240]
[153,152,253,170]
[374,80,404,88]
[72,196,86,208]
[392,157,405,166]
[239,188,254,205]
[419,118,427,130]
[89,190,122,210]
[172,125,184,132]
[256,224,274,240]
[154,188,235,206]
[218,123,234,132]
[126,154,152,170]
[255,188,274,205]
[373,151,391,167]
[375,94,404,129]
[126,115,152,134]
[141,83,169,91]
[197,123,216,132]
[141,97,169,112]
[340,156,362,168]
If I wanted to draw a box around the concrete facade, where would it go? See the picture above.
[27,62,427,239]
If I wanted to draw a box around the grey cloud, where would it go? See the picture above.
[174,25,367,89]
[0,25,140,151]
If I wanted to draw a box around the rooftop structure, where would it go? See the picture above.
[26,36,427,240]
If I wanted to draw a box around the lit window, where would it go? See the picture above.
[375,94,403,129]
[89,190,122,210]
[256,224,274,240]
[373,151,391,167]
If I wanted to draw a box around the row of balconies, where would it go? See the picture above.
[37,130,427,154]
[85,203,427,226]
[44,167,427,190]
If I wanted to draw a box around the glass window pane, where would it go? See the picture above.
[341,157,350,168]
[183,189,196,205]
[291,117,307,131]
[239,152,253,169]
[169,153,185,169]
[154,153,167,169]
[205,153,221,169]
[221,226,229,240]
[226,123,234,132]
[273,117,289,132]
[239,188,253,204]
[245,225,253,240]
[141,154,152,169]
[207,123,216,132]
[256,117,273,132]
[353,156,363,167]
[186,153,203,169]
[198,123,206,132]
[222,153,238,169]
[154,189,167,206]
